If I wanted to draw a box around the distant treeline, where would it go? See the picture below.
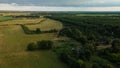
[46,16,120,39]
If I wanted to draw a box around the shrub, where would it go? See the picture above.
[37,40,53,50]
[35,28,41,34]
[27,43,37,51]
[78,59,86,68]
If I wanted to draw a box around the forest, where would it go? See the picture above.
[44,13,120,68]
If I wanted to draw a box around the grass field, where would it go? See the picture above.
[0,17,67,68]
[0,16,14,22]
[0,18,45,26]
[26,18,63,31]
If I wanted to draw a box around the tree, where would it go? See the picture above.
[27,43,37,51]
[111,39,120,53]
[92,56,114,68]
[78,44,96,60]
[36,28,41,34]
[78,59,86,68]
[37,40,53,50]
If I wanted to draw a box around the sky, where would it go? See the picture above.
[0,0,120,11]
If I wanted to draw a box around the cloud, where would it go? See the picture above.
[0,3,120,11]
[0,0,120,7]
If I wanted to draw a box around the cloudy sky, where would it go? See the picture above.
[0,0,120,11]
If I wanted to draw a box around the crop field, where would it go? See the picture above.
[0,16,67,68]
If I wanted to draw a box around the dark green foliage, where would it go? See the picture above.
[111,39,120,53]
[21,25,58,34]
[27,43,37,51]
[46,15,120,68]
[37,40,53,50]
[21,25,35,34]
[77,44,96,60]
[35,28,41,34]
[59,28,87,44]
[78,60,86,68]
[92,57,114,68]
[87,34,96,41]
[106,53,120,66]
[14,15,39,18]
[27,40,53,51]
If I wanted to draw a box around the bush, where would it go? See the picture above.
[37,40,53,50]
[78,59,86,68]
[35,28,41,34]
[27,43,37,51]
[107,53,120,64]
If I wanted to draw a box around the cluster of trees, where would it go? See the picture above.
[59,27,88,45]
[54,41,116,68]
[27,40,53,51]
[46,15,120,68]
[58,28,120,68]
[98,39,120,67]
[21,25,58,34]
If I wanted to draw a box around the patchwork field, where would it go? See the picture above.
[0,17,67,68]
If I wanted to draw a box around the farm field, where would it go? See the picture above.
[0,16,67,68]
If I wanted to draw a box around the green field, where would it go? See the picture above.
[0,17,67,68]
[0,16,14,22]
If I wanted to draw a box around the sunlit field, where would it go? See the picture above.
[26,18,63,31]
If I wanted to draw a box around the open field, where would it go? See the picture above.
[0,17,67,68]
[26,18,63,31]
[0,18,45,26]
